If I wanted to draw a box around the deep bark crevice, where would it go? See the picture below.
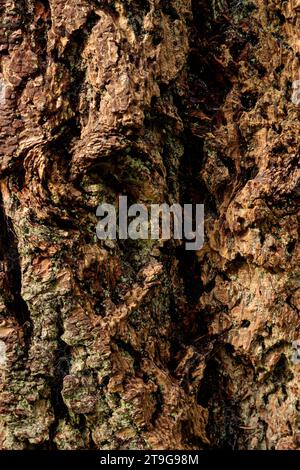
[0,193,32,350]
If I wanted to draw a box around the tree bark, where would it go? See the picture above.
[0,0,299,450]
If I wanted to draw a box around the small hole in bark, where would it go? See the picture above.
[101,376,110,387]
[275,10,286,25]
[272,143,286,154]
[272,123,282,134]
[241,163,259,182]
[0,48,8,56]
[240,91,258,111]
[152,34,162,46]
[275,64,284,74]
[255,62,267,78]
[241,320,250,328]
[162,5,180,20]
[128,53,135,63]
[263,394,269,405]
[224,343,235,354]
[247,33,259,46]
[95,92,101,110]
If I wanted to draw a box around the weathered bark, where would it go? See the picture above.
[0,0,299,450]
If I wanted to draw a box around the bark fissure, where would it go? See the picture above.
[0,194,32,350]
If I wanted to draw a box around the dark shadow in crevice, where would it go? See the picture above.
[0,193,33,351]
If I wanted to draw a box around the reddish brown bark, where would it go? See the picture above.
[0,0,299,450]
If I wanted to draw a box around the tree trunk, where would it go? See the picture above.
[0,0,299,450]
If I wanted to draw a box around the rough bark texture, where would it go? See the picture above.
[0,0,299,450]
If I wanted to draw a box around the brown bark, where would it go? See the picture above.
[0,0,299,450]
